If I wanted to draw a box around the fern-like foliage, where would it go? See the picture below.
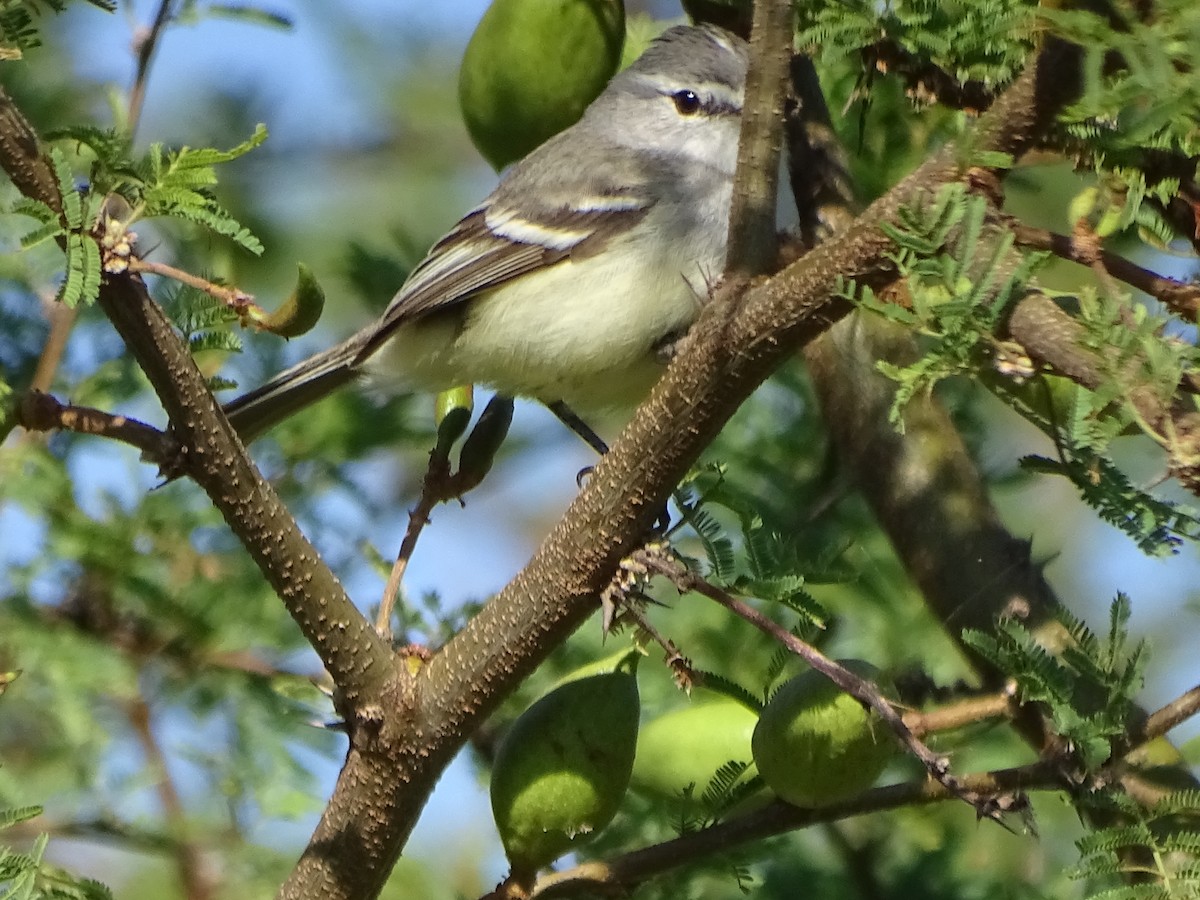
[47,122,268,255]
[845,183,1048,426]
[1021,453,1200,556]
[673,464,829,636]
[173,0,293,29]
[10,124,269,309]
[0,805,113,899]
[668,763,765,838]
[139,125,267,254]
[1038,1,1200,249]
[1074,791,1200,900]
[135,126,267,253]
[796,0,1035,89]
[160,282,244,380]
[12,148,103,306]
[1046,3,1200,157]
[848,178,1200,557]
[994,291,1200,556]
[963,594,1145,771]
[688,668,764,713]
[0,0,114,58]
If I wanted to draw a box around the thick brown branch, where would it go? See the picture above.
[375,36,1084,900]
[0,84,393,744]
[0,85,61,217]
[790,28,1066,759]
[94,276,392,697]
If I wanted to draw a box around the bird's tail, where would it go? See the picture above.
[223,331,371,444]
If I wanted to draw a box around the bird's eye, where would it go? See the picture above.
[672,90,702,115]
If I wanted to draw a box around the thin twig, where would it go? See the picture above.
[903,688,1018,737]
[374,448,453,642]
[608,595,695,692]
[378,393,516,638]
[128,256,257,312]
[29,304,76,393]
[127,0,174,136]
[4,814,184,853]
[1121,682,1200,756]
[17,388,179,465]
[1007,219,1200,321]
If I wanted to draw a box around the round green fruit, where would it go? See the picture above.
[490,669,639,875]
[633,697,758,799]
[752,660,896,808]
[458,0,625,171]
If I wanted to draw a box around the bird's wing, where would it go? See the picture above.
[353,189,653,364]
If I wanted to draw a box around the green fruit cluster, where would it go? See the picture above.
[459,0,625,170]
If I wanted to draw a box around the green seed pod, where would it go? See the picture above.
[490,667,640,876]
[255,263,325,338]
[752,660,897,808]
[633,697,758,799]
[459,0,625,171]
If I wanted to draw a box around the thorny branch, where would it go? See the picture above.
[16,388,179,466]
[1007,219,1200,321]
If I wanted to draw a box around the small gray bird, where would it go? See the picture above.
[225,25,749,447]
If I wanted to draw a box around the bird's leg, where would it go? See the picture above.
[547,399,675,532]
[546,400,609,455]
